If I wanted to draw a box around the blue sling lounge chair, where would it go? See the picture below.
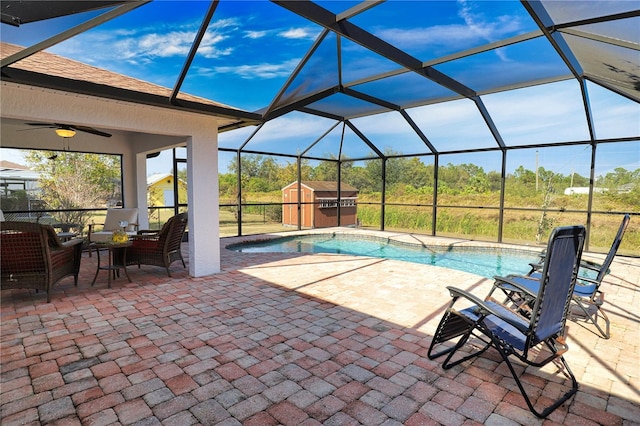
[492,214,630,339]
[428,225,585,418]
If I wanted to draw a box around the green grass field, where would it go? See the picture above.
[220,193,638,256]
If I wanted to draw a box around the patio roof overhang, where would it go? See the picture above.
[0,0,130,26]
[1,66,262,131]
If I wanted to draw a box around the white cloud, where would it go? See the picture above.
[351,112,410,136]
[376,1,523,59]
[378,24,479,48]
[200,58,300,79]
[247,114,338,148]
[481,81,592,144]
[279,27,317,40]
[457,0,493,40]
[52,17,240,65]
[245,30,268,39]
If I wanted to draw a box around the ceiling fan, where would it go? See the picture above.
[23,122,112,138]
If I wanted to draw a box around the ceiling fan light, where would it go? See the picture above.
[55,128,76,138]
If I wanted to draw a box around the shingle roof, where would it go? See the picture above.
[1,42,234,109]
[147,173,174,186]
[302,181,358,192]
[0,160,29,170]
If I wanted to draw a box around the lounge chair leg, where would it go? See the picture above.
[495,339,578,418]
[572,298,610,339]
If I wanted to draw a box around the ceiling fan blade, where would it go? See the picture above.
[17,127,49,132]
[70,125,112,138]
[25,122,56,127]
[22,122,111,137]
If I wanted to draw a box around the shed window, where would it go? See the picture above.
[340,198,357,207]
[318,197,357,208]
[318,198,338,208]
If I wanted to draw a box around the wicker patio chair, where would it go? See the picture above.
[126,212,188,277]
[1,221,83,302]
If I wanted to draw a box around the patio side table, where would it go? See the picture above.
[53,223,80,242]
[91,241,132,288]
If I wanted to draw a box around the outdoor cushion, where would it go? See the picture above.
[89,208,138,243]
[102,208,138,232]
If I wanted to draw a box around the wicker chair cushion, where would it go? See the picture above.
[90,230,137,243]
[130,239,158,250]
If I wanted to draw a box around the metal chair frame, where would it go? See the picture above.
[428,225,586,418]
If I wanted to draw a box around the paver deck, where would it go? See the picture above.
[1,228,639,425]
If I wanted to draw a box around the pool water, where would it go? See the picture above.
[228,234,541,278]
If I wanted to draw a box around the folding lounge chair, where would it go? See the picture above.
[428,225,585,418]
[492,214,630,339]
[527,213,629,276]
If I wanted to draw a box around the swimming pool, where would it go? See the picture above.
[227,234,541,278]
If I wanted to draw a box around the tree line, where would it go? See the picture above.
[3,150,636,219]
[219,153,640,202]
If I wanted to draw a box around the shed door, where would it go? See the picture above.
[288,188,298,225]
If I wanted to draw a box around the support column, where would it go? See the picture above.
[120,141,138,209]
[187,134,220,276]
[135,152,149,230]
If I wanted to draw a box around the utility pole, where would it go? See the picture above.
[570,168,574,188]
[536,149,540,192]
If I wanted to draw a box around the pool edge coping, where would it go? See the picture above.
[222,227,547,256]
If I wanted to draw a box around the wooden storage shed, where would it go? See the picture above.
[282,181,358,228]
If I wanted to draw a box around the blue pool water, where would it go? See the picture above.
[228,234,541,278]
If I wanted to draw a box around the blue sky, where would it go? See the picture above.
[2,0,638,175]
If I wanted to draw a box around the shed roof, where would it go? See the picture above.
[147,173,174,186]
[147,172,187,187]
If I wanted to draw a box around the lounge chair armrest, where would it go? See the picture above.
[576,275,597,286]
[446,286,529,333]
[492,275,539,298]
[579,260,602,273]
[528,262,543,271]
[447,286,487,307]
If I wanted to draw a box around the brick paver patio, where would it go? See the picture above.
[1,229,639,425]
